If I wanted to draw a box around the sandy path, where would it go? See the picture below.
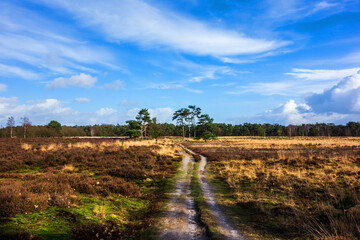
[185,146,248,240]
[157,154,206,240]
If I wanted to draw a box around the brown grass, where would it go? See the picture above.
[0,137,182,239]
[184,137,360,239]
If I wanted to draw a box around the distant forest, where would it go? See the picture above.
[1,121,360,138]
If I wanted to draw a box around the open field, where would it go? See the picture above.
[1,136,359,239]
[0,138,182,239]
[183,137,360,240]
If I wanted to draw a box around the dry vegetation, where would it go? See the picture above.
[0,137,181,239]
[184,137,360,240]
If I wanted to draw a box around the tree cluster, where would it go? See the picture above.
[1,115,360,138]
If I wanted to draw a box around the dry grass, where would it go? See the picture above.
[1,137,182,239]
[22,138,180,156]
[184,137,360,239]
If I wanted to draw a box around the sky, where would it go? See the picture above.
[0,0,360,126]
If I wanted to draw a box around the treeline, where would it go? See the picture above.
[1,121,360,138]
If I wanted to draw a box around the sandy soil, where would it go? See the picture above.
[157,146,247,240]
[157,154,206,240]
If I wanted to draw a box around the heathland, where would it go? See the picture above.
[0,136,359,240]
[184,137,360,239]
[0,137,182,239]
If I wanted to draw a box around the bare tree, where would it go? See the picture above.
[7,116,15,138]
[21,117,31,138]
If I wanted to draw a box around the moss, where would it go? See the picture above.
[15,166,42,175]
[0,195,152,240]
[0,207,72,240]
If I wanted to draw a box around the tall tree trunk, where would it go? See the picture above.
[182,125,185,138]
[140,125,144,138]
[10,127,12,138]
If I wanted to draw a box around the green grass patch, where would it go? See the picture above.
[0,195,152,240]
[0,207,73,240]
[14,166,42,175]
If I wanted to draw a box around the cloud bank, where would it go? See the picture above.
[262,71,360,124]
[0,96,174,126]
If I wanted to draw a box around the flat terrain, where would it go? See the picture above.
[183,137,360,240]
[0,138,182,239]
[1,136,359,239]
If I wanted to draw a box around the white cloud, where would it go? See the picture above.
[47,73,97,89]
[312,1,339,13]
[101,80,125,90]
[0,97,173,125]
[285,68,360,81]
[148,83,202,93]
[231,67,360,96]
[227,80,337,96]
[185,88,203,94]
[126,107,174,123]
[0,97,75,124]
[0,2,118,77]
[151,83,184,90]
[217,57,256,64]
[262,99,349,125]
[0,63,39,80]
[211,82,236,87]
[259,71,360,124]
[119,100,142,107]
[340,51,360,64]
[189,66,246,83]
[96,107,117,116]
[0,83,7,91]
[0,97,121,125]
[306,70,360,114]
[41,0,286,56]
[75,97,91,103]
[148,108,174,123]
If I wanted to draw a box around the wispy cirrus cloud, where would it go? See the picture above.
[40,0,287,56]
[227,67,360,96]
[0,63,40,80]
[148,83,203,93]
[190,66,249,83]
[0,2,119,79]
[285,67,360,80]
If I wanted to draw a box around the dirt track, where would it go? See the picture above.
[157,154,206,239]
[157,147,247,240]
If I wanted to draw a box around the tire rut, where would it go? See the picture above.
[185,146,248,240]
[157,154,206,240]
[157,147,248,240]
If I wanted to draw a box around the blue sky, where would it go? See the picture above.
[0,0,360,126]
